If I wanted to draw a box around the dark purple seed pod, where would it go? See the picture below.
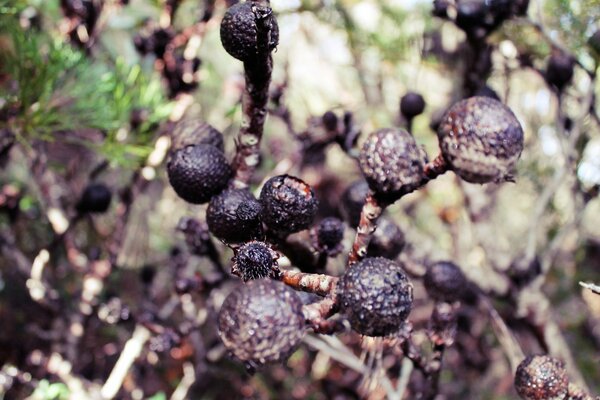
[167,144,232,204]
[171,119,224,152]
[322,111,338,132]
[259,175,318,236]
[423,261,467,303]
[437,96,524,184]
[338,257,413,336]
[76,183,112,213]
[313,217,345,256]
[220,1,279,62]
[218,279,305,366]
[340,180,369,227]
[207,189,262,243]
[231,241,278,281]
[366,217,405,259]
[455,0,487,33]
[474,85,500,100]
[514,355,569,400]
[545,51,575,90]
[359,128,425,202]
[176,217,213,256]
[432,0,450,17]
[400,92,426,119]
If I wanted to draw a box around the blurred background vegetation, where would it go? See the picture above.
[0,0,599,398]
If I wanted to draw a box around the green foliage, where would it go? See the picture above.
[28,380,70,400]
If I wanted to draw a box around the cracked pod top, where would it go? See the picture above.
[514,355,568,400]
[338,257,413,336]
[359,128,425,203]
[220,1,279,62]
[437,96,524,184]
[218,279,305,367]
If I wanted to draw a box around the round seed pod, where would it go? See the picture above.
[359,128,425,202]
[313,217,345,255]
[423,261,467,303]
[322,111,338,132]
[340,180,369,227]
[474,85,500,100]
[167,144,232,204]
[366,217,405,259]
[400,92,426,119]
[171,119,224,152]
[455,0,487,35]
[338,257,413,336]
[76,183,112,213]
[259,175,318,236]
[545,51,575,90]
[514,355,569,400]
[231,241,278,281]
[220,1,279,62]
[437,96,524,184]
[218,279,305,366]
[207,189,262,243]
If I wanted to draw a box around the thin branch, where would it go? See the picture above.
[279,270,338,297]
[579,282,600,296]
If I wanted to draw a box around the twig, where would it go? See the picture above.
[100,325,151,400]
[230,3,276,189]
[302,297,342,334]
[580,282,600,295]
[169,362,196,400]
[348,193,385,265]
[279,270,338,297]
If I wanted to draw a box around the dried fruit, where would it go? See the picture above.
[231,241,278,281]
[359,128,425,202]
[322,111,338,132]
[437,96,524,183]
[340,180,370,227]
[514,355,569,400]
[76,183,112,213]
[259,175,318,236]
[423,261,467,303]
[545,51,575,90]
[218,279,305,366]
[207,188,262,243]
[313,217,345,256]
[338,257,413,336]
[167,144,232,204]
[220,1,279,62]
[171,119,224,152]
[400,92,426,120]
[366,217,405,259]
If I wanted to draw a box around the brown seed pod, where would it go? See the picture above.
[218,279,305,367]
[437,96,524,184]
[514,355,569,400]
[423,261,467,303]
[359,128,425,203]
[338,257,413,336]
[220,1,279,62]
[171,119,224,152]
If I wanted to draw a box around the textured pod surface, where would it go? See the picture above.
[400,92,426,119]
[359,128,424,202]
[220,1,279,62]
[366,217,405,259]
[207,188,261,243]
[514,355,569,400]
[167,144,232,204]
[340,180,370,227]
[76,183,112,213]
[231,241,278,281]
[314,217,345,255]
[423,261,467,303]
[171,119,224,151]
[437,96,524,183]
[259,175,318,236]
[218,279,305,366]
[339,257,413,336]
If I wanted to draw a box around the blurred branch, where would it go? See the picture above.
[580,282,600,295]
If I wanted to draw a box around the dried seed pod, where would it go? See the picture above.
[76,183,112,213]
[366,217,405,259]
[220,1,279,62]
[338,257,413,336]
[514,355,569,400]
[400,92,426,119]
[322,111,338,132]
[437,96,524,184]
[171,119,224,152]
[231,241,278,281]
[207,188,262,243]
[359,128,425,202]
[313,217,345,256]
[423,261,467,303]
[167,144,232,204]
[340,180,370,227]
[176,217,213,256]
[545,51,575,90]
[218,279,305,366]
[259,175,318,236]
